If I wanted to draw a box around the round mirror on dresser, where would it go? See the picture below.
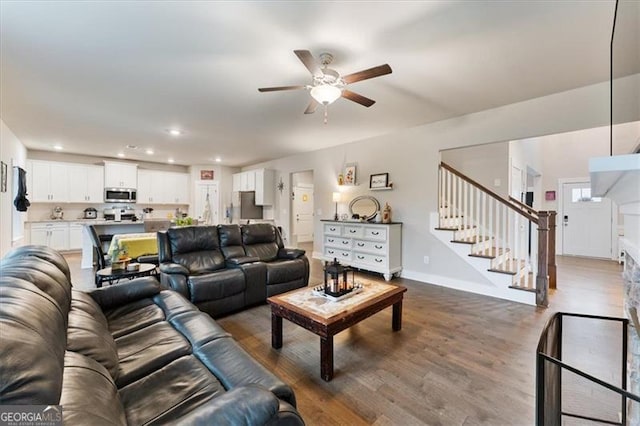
[348,195,380,221]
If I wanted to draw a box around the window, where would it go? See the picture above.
[571,188,602,203]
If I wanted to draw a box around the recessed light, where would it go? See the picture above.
[53,145,63,151]
[166,129,182,136]
[145,149,154,155]
[126,145,138,150]
[117,152,125,158]
[215,157,222,163]
[168,158,175,163]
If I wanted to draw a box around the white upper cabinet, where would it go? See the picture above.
[67,164,104,203]
[104,161,137,188]
[27,160,69,202]
[137,169,189,205]
[232,169,274,205]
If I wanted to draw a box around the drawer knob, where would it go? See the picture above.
[328,250,334,254]
[349,230,356,233]
[375,258,383,263]
[372,231,380,235]
[357,243,364,247]
[342,253,349,257]
[328,239,334,242]
[330,227,336,231]
[375,245,383,249]
[342,241,349,245]
[358,255,364,259]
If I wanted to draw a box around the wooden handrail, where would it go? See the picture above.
[509,196,539,216]
[440,162,539,224]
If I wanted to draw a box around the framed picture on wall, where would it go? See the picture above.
[344,163,357,185]
[369,173,389,189]
[200,170,214,180]
[0,161,7,193]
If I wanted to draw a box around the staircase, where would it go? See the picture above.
[433,162,556,307]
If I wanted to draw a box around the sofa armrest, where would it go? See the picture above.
[165,385,283,425]
[278,248,305,260]
[225,256,260,267]
[159,262,189,275]
[89,277,161,310]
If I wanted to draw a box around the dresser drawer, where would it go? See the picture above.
[353,240,387,254]
[325,236,351,248]
[364,227,387,241]
[324,224,342,236]
[353,252,387,266]
[343,225,363,238]
[325,247,351,261]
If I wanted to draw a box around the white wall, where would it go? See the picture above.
[0,120,27,257]
[243,74,640,292]
[441,142,510,197]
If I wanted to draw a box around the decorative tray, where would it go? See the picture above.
[311,283,364,302]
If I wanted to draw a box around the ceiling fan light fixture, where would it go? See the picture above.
[310,84,342,105]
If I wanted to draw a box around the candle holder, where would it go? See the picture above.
[323,258,355,298]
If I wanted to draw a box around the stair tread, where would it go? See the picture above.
[469,247,509,259]
[508,285,536,293]
[488,260,527,275]
[452,236,491,245]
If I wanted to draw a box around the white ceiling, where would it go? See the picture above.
[0,1,629,167]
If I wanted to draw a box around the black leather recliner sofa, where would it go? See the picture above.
[0,245,305,425]
[157,223,309,318]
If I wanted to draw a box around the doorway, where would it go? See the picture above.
[290,170,314,249]
[561,181,612,259]
[194,181,220,225]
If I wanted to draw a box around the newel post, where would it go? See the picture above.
[548,211,557,290]
[536,211,550,307]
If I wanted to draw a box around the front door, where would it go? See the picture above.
[293,184,314,243]
[562,181,612,258]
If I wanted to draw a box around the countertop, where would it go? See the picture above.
[25,219,144,225]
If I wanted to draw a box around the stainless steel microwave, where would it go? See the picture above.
[104,188,137,203]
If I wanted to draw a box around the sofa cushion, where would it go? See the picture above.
[0,277,67,405]
[169,311,230,348]
[195,337,296,406]
[168,226,226,273]
[187,269,245,304]
[119,355,226,425]
[114,322,191,387]
[218,224,246,259]
[152,290,199,320]
[59,351,127,426]
[104,298,165,338]
[67,290,120,380]
[266,259,307,285]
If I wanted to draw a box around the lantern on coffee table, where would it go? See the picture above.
[324,258,355,297]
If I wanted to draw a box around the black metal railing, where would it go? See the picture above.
[537,312,639,425]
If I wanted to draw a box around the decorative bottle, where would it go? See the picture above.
[382,203,392,223]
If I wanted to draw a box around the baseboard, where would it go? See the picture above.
[400,269,536,306]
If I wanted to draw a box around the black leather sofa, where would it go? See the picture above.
[158,224,309,318]
[0,245,305,425]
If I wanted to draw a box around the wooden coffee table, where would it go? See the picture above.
[267,281,407,381]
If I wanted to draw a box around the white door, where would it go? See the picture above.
[562,182,612,258]
[195,182,219,225]
[293,184,314,243]
[511,165,525,201]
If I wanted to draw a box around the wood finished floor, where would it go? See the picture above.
[64,249,624,425]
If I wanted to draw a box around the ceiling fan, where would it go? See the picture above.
[258,50,392,123]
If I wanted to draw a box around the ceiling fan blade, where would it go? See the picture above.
[342,90,376,107]
[342,64,392,84]
[294,50,323,78]
[258,85,307,92]
[304,99,319,114]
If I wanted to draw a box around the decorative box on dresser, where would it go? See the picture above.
[320,220,402,281]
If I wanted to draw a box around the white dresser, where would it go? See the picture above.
[320,220,402,281]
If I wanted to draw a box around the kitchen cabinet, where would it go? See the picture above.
[67,164,104,203]
[28,160,69,202]
[232,169,274,205]
[254,169,275,205]
[30,222,69,251]
[137,170,189,204]
[320,221,402,281]
[104,161,137,188]
[68,222,85,250]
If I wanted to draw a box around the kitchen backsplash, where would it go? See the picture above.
[27,203,189,221]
